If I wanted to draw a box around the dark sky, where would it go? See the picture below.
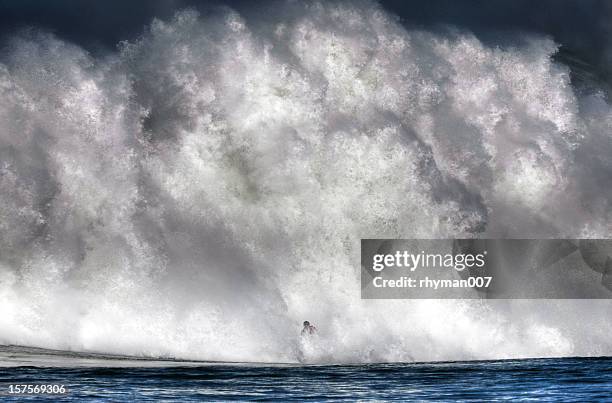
[0,0,610,82]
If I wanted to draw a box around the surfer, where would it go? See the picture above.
[301,320,317,336]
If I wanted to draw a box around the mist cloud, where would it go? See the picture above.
[0,1,611,363]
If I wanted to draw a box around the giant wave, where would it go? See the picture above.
[0,1,611,363]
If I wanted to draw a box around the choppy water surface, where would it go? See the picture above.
[0,356,610,401]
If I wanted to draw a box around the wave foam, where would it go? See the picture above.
[1,1,612,363]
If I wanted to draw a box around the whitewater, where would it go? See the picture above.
[0,1,611,364]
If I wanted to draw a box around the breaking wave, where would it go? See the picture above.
[1,1,611,363]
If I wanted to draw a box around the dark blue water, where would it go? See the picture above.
[1,357,611,401]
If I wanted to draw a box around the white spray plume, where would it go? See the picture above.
[0,1,611,363]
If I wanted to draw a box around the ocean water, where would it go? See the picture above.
[1,356,611,401]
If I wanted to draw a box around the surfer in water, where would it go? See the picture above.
[301,320,317,336]
[297,321,318,363]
